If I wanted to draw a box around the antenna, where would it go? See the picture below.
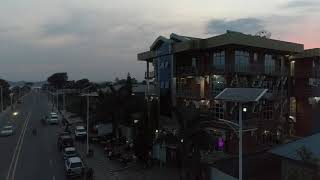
[255,30,272,39]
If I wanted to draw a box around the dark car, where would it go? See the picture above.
[57,135,74,152]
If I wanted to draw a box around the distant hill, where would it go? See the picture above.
[8,81,47,87]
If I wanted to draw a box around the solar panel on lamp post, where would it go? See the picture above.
[215,88,268,180]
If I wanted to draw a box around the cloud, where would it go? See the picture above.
[207,18,265,35]
[283,0,320,9]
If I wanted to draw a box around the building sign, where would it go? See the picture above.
[309,78,320,87]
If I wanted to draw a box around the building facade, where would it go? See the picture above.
[290,48,320,136]
[138,30,304,156]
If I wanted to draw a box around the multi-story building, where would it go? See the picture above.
[138,30,305,164]
[290,48,320,136]
[138,33,320,180]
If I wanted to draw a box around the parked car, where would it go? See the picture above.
[47,112,59,124]
[74,126,87,140]
[0,125,14,137]
[58,135,74,152]
[64,157,85,178]
[63,147,78,160]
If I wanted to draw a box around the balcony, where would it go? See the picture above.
[234,64,287,76]
[176,64,287,76]
[176,88,200,99]
[264,90,287,100]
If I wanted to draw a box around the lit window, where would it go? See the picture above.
[210,75,226,95]
[212,101,224,120]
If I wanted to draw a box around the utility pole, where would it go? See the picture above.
[1,87,3,112]
[86,95,90,155]
[239,103,243,180]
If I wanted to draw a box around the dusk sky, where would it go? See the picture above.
[0,0,319,82]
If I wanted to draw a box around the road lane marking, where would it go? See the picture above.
[11,112,31,180]
[5,112,30,180]
[52,176,56,180]
[49,159,53,166]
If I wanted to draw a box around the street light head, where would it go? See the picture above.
[134,119,139,124]
[13,112,18,116]
[180,139,184,143]
[243,107,247,112]
[155,129,159,133]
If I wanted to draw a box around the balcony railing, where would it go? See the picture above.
[176,88,200,99]
[176,64,288,76]
[312,68,320,78]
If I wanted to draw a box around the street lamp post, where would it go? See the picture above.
[215,88,267,180]
[80,91,98,155]
[10,93,13,111]
[238,103,243,180]
[86,95,89,155]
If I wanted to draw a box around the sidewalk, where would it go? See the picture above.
[75,141,179,180]
[61,110,179,180]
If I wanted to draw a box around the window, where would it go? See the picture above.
[192,57,197,67]
[263,102,273,121]
[254,53,258,62]
[159,62,163,69]
[213,51,225,70]
[160,81,164,88]
[290,97,296,116]
[165,61,169,68]
[290,61,295,77]
[213,101,224,120]
[165,81,169,88]
[265,54,275,74]
[210,75,226,95]
[235,51,249,72]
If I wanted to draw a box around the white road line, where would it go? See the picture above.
[11,112,32,180]
[5,112,30,180]
[49,159,53,166]
[52,176,56,180]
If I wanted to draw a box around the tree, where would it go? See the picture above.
[75,79,90,89]
[0,79,11,109]
[125,73,133,95]
[25,82,34,87]
[47,72,68,89]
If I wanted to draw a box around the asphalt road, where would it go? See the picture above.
[0,90,67,180]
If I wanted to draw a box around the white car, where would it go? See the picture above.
[74,126,87,140]
[63,147,78,160]
[65,157,85,178]
[0,125,14,136]
[47,112,59,124]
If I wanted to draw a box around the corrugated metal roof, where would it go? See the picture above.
[291,48,320,59]
[209,167,238,180]
[269,133,320,161]
[138,30,304,61]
